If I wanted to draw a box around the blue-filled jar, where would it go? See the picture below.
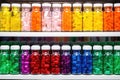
[82,45,92,74]
[72,45,81,74]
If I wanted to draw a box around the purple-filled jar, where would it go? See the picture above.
[21,45,30,74]
[61,45,71,74]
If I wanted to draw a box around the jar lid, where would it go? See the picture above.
[83,3,92,7]
[73,3,82,7]
[61,45,71,50]
[63,3,71,7]
[1,45,9,50]
[1,3,10,7]
[22,3,31,7]
[52,45,60,50]
[42,3,51,7]
[32,3,41,7]
[93,45,102,50]
[114,45,120,50]
[12,3,21,7]
[103,45,113,50]
[114,3,120,7]
[83,45,92,50]
[11,45,20,50]
[104,3,113,7]
[94,3,102,7]
[31,45,40,50]
[72,45,81,50]
[41,45,50,50]
[21,45,30,50]
[52,3,61,7]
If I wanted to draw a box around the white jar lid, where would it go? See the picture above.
[52,45,60,50]
[11,45,20,50]
[94,3,102,7]
[1,3,10,7]
[104,3,113,7]
[63,3,71,7]
[41,45,50,50]
[73,3,82,7]
[21,45,30,50]
[42,3,51,7]
[12,3,21,7]
[83,45,92,50]
[22,3,31,7]
[93,45,102,50]
[72,45,81,50]
[1,45,9,50]
[52,3,61,7]
[114,3,120,7]
[103,45,113,50]
[31,45,40,50]
[32,3,41,7]
[83,3,92,7]
[114,45,120,50]
[62,45,71,50]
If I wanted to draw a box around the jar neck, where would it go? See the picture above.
[63,7,71,11]
[12,7,20,12]
[94,7,102,12]
[32,7,40,11]
[115,6,120,12]
[42,7,51,11]
[84,7,92,12]
[2,7,10,11]
[73,7,81,11]
[52,7,61,11]
[104,6,113,12]
[22,7,31,12]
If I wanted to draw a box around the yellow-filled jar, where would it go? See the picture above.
[11,3,21,31]
[72,3,82,31]
[0,3,11,31]
[83,3,93,31]
[93,3,103,31]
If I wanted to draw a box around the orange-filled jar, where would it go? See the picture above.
[31,3,41,32]
[62,3,72,32]
[114,3,120,31]
[104,3,113,31]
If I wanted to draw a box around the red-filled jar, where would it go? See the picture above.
[114,3,120,31]
[30,45,40,74]
[51,45,60,74]
[41,45,50,74]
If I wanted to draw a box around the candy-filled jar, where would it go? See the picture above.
[72,3,82,31]
[114,45,120,74]
[83,3,93,31]
[62,3,72,32]
[0,3,10,31]
[82,45,92,74]
[52,3,61,32]
[72,45,81,74]
[42,3,52,32]
[93,45,103,74]
[21,4,31,31]
[114,3,120,31]
[21,45,30,74]
[11,3,21,31]
[104,3,113,31]
[51,45,60,74]
[0,45,10,74]
[93,3,103,31]
[30,45,41,74]
[10,45,20,74]
[41,45,50,74]
[61,45,71,74]
[103,45,113,75]
[31,3,41,31]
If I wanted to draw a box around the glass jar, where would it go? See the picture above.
[83,3,93,31]
[21,3,31,31]
[42,3,52,32]
[62,3,72,32]
[72,3,82,31]
[11,3,21,31]
[104,3,113,31]
[93,3,103,31]
[52,3,61,32]
[31,3,41,31]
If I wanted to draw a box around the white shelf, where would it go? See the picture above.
[0,32,120,37]
[0,75,120,79]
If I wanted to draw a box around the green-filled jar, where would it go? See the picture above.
[103,45,113,75]
[93,45,103,74]
[0,45,10,74]
[10,45,20,74]
[114,45,120,75]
